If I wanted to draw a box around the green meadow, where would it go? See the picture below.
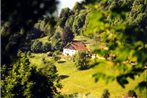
[30,52,145,98]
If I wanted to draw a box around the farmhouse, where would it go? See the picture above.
[63,40,89,56]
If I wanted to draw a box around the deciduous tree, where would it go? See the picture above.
[74,52,90,70]
[61,27,74,45]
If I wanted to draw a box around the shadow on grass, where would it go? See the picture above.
[78,62,100,70]
[59,75,69,80]
[57,61,66,63]
[89,62,100,68]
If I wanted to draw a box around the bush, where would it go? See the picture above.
[53,55,61,61]
[127,90,137,98]
[31,40,52,53]
[52,52,61,61]
[42,42,51,52]
[27,51,31,57]
[101,89,110,98]
[74,51,90,70]
[31,40,42,53]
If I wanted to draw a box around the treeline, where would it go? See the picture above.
[20,3,86,53]
[28,2,86,52]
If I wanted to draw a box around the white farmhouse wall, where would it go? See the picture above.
[63,49,76,56]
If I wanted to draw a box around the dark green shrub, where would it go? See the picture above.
[61,26,74,45]
[74,51,90,70]
[59,8,74,28]
[101,89,110,98]
[51,32,63,51]
[42,42,51,52]
[128,90,137,98]
[31,40,43,53]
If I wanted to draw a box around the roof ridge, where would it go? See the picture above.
[64,40,88,51]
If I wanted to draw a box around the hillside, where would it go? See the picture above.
[30,1,147,97]
[1,0,147,98]
[30,52,146,97]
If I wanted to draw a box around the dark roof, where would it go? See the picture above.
[64,40,89,51]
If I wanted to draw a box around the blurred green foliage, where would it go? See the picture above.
[1,56,59,98]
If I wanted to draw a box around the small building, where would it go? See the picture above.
[63,40,89,56]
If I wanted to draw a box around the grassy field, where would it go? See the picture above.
[29,53,146,98]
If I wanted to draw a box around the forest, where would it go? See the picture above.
[1,0,147,98]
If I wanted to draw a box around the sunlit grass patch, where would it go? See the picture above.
[29,52,145,97]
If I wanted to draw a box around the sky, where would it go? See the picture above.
[57,0,84,13]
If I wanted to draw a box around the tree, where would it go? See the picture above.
[74,51,90,70]
[101,89,110,98]
[61,27,74,45]
[82,0,100,4]
[26,28,44,40]
[1,56,59,98]
[59,8,74,28]
[2,0,58,29]
[42,42,52,52]
[1,0,58,81]
[1,0,58,58]
[72,13,86,35]
[65,15,75,27]
[73,2,84,14]
[51,32,63,51]
[34,17,56,37]
[31,40,43,53]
